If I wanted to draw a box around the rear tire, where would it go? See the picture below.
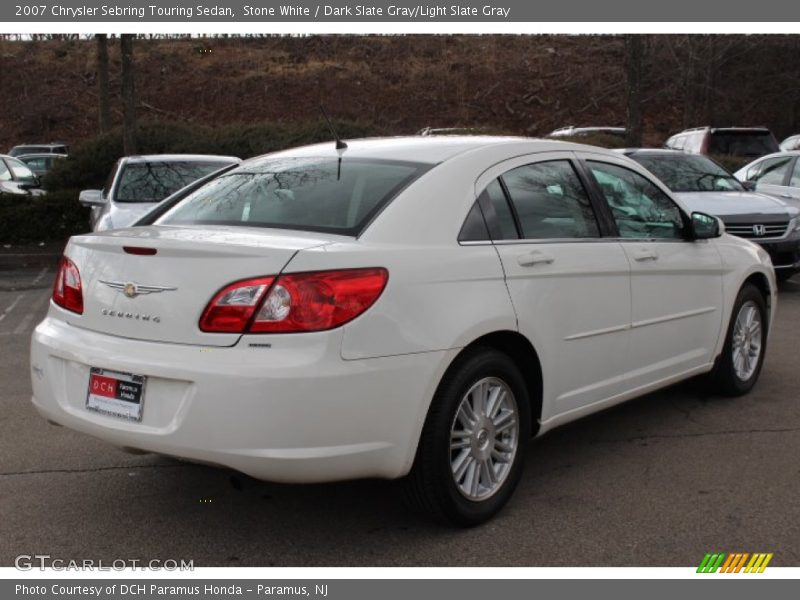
[402,347,531,527]
[708,283,768,396]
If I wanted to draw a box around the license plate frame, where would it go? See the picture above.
[86,367,146,422]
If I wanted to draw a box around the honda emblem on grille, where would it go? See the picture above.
[752,224,766,237]
[99,280,177,298]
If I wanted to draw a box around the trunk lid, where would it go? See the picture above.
[60,225,341,346]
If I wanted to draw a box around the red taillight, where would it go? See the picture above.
[199,277,274,333]
[52,256,84,314]
[199,268,388,334]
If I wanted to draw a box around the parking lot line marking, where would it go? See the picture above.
[31,267,49,285]
[13,292,51,334]
[0,293,25,323]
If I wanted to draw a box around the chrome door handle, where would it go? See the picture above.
[517,250,555,267]
[780,194,793,199]
[632,247,659,262]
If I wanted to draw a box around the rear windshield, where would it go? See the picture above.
[157,157,431,236]
[632,154,743,192]
[708,131,779,157]
[115,161,233,203]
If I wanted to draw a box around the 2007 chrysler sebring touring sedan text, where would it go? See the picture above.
[31,137,775,525]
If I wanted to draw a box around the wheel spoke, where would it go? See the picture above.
[452,449,472,481]
[481,459,496,486]
[485,386,502,419]
[469,460,481,497]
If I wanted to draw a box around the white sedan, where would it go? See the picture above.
[31,137,775,525]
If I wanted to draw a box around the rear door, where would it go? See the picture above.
[476,152,632,419]
[581,155,724,388]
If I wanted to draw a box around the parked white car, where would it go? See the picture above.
[734,151,800,205]
[31,137,775,525]
[79,154,240,231]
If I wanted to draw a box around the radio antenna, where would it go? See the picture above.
[320,106,348,150]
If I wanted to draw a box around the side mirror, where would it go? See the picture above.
[691,212,724,240]
[741,180,757,192]
[18,179,40,191]
[79,189,105,207]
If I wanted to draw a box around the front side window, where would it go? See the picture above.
[158,157,430,236]
[589,161,685,239]
[115,161,232,203]
[790,160,800,188]
[754,156,792,185]
[500,160,599,239]
[0,160,11,182]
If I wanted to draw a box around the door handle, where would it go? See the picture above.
[780,193,793,199]
[517,249,555,267]
[632,247,659,262]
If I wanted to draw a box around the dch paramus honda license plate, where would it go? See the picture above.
[86,367,146,421]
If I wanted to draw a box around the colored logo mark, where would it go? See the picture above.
[697,552,773,573]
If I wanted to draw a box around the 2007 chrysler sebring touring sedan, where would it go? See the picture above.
[31,137,775,525]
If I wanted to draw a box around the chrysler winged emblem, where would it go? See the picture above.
[100,280,177,298]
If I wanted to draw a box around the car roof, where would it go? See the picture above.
[617,148,693,157]
[122,154,240,164]
[743,150,800,161]
[16,153,68,159]
[246,135,606,166]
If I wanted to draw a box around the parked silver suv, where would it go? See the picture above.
[79,154,240,231]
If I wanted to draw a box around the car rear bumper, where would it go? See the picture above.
[30,314,452,482]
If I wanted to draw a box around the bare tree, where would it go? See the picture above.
[625,35,643,147]
[120,34,137,154]
[96,34,111,133]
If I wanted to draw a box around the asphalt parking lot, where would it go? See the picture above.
[1,256,798,567]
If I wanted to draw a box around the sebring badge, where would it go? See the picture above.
[99,280,177,298]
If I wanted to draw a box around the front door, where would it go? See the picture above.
[583,157,724,389]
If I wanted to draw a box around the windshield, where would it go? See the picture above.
[708,131,779,157]
[631,154,744,193]
[157,157,431,236]
[115,161,233,203]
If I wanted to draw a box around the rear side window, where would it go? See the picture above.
[708,131,779,157]
[755,156,792,185]
[684,133,704,153]
[159,157,430,236]
[501,160,599,239]
[115,161,233,203]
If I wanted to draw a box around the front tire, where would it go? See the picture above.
[402,347,531,526]
[709,283,768,396]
